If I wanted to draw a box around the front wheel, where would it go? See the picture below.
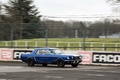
[27,58,35,66]
[57,59,65,67]
[71,63,79,67]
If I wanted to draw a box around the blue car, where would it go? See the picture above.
[21,48,82,67]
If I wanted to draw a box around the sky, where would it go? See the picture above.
[34,0,113,21]
[0,0,116,21]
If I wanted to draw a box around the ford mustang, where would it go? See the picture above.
[21,48,82,67]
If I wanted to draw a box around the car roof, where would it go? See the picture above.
[35,47,59,50]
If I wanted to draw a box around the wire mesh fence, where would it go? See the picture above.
[0,23,120,51]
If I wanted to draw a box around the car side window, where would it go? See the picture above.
[36,50,40,55]
[49,50,55,54]
[36,50,42,55]
[36,49,50,55]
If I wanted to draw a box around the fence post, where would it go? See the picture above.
[35,41,37,47]
[79,42,81,50]
[115,43,118,51]
[25,41,27,47]
[6,41,8,46]
[91,43,93,51]
[56,42,59,47]
[64,46,67,50]
[67,42,70,50]
[80,22,86,51]
[15,41,17,46]
[27,46,29,49]
[104,46,107,51]
[102,43,105,51]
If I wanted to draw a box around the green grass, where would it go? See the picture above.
[0,38,120,51]
[11,38,120,42]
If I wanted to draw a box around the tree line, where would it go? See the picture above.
[0,0,44,40]
[0,0,120,41]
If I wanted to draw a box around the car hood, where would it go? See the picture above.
[60,53,80,56]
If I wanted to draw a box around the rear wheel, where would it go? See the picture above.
[57,59,65,67]
[71,63,79,67]
[27,58,35,66]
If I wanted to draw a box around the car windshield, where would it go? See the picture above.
[49,49,63,54]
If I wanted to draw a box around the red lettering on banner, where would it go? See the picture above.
[1,49,13,60]
[78,51,92,64]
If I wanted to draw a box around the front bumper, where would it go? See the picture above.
[64,59,82,64]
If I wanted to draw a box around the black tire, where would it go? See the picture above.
[42,63,48,67]
[57,59,65,67]
[27,58,35,66]
[71,63,79,67]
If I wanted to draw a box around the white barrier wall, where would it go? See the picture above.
[92,52,120,64]
[0,49,1,60]
[0,48,120,65]
[0,49,33,61]
[0,49,14,61]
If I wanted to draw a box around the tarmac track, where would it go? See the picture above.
[0,61,120,80]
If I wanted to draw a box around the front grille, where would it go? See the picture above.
[73,56,80,60]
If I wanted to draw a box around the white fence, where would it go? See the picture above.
[0,41,120,51]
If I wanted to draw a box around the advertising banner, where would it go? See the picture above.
[0,49,1,59]
[78,51,92,64]
[93,52,120,64]
[0,49,13,60]
[13,50,33,60]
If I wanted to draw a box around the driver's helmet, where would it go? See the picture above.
[42,50,50,54]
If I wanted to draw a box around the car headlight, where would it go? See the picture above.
[66,57,70,59]
[79,55,83,59]
[71,56,74,59]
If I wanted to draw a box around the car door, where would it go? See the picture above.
[35,49,48,63]
[40,50,57,63]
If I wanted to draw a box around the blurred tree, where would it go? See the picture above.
[3,0,44,39]
[107,0,120,3]
[107,0,120,12]
[87,19,120,38]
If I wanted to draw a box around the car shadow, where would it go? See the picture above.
[23,64,80,68]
